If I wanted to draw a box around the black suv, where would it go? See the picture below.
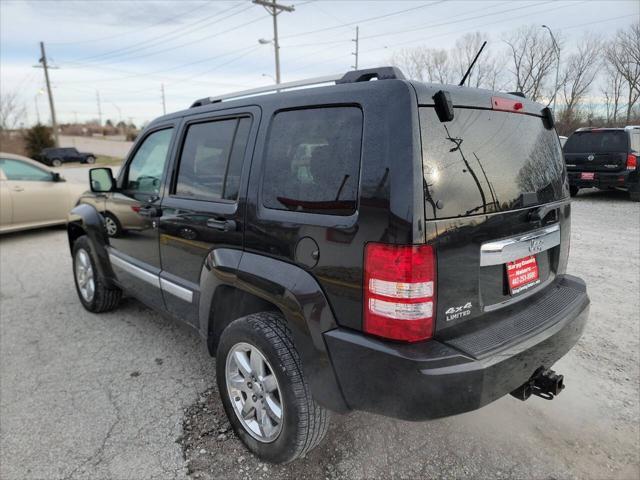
[563,126,640,201]
[39,147,96,167]
[67,67,590,463]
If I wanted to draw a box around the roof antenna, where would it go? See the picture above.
[459,41,487,87]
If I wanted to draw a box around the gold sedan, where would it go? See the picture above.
[0,152,87,234]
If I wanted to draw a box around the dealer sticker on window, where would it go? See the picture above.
[506,255,540,295]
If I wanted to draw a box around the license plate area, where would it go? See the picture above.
[580,172,595,180]
[506,256,540,295]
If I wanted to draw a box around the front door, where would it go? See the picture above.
[158,110,257,325]
[106,126,176,308]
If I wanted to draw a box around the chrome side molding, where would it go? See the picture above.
[160,278,193,303]
[108,252,193,303]
[109,253,160,288]
[480,224,560,266]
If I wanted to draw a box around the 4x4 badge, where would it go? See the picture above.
[445,302,473,322]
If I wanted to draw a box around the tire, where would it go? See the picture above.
[72,236,122,313]
[569,185,579,197]
[103,212,121,237]
[85,155,96,164]
[216,312,330,463]
[630,191,640,202]
[51,158,62,167]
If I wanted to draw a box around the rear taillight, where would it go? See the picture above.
[363,243,436,342]
[627,153,637,171]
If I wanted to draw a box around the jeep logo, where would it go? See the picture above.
[529,238,544,253]
[587,154,595,161]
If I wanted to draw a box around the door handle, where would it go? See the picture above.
[11,186,24,192]
[138,205,162,218]
[206,218,236,232]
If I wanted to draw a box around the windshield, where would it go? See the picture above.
[564,131,628,153]
[420,107,567,219]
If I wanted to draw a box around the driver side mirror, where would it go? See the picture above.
[51,172,65,182]
[90,168,115,193]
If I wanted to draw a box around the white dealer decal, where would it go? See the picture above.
[445,302,473,322]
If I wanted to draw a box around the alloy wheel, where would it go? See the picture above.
[225,342,283,443]
[104,216,118,236]
[75,249,95,302]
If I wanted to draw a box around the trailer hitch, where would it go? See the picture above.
[510,367,565,401]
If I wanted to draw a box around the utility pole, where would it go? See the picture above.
[36,42,59,146]
[96,90,102,126]
[253,0,294,84]
[352,26,359,70]
[161,83,166,115]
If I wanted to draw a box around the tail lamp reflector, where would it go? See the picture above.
[363,243,436,342]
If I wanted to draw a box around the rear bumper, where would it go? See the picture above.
[324,275,589,420]
[568,169,639,191]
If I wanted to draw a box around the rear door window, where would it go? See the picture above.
[174,117,251,202]
[261,107,363,216]
[629,131,640,152]
[564,131,629,153]
[420,107,566,219]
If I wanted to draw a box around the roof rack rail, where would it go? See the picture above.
[189,66,405,108]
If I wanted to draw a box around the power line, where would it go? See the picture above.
[64,4,247,64]
[47,0,215,46]
[56,44,262,85]
[280,1,446,40]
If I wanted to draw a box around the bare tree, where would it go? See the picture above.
[503,25,559,102]
[390,47,454,84]
[557,34,602,129]
[452,32,505,89]
[604,22,640,123]
[602,63,625,125]
[0,91,26,130]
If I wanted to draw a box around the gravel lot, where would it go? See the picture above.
[1,189,638,480]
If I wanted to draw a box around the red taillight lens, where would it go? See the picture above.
[627,153,637,171]
[363,243,436,342]
[491,96,524,113]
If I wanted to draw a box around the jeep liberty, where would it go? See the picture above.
[68,67,590,463]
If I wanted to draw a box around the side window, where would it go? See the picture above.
[261,107,363,215]
[630,132,640,152]
[125,128,173,195]
[0,159,53,182]
[174,117,251,202]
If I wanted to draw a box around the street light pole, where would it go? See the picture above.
[253,0,294,84]
[542,25,560,113]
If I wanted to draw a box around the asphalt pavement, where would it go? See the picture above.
[0,189,638,480]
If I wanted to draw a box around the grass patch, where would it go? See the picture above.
[95,155,124,167]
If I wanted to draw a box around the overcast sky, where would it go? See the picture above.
[1,0,638,126]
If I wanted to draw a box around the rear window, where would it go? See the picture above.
[564,131,628,153]
[420,107,566,219]
[262,107,362,216]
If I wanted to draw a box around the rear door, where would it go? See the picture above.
[158,108,258,325]
[420,106,570,334]
[563,130,629,172]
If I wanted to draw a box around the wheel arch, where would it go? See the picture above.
[199,249,349,413]
[67,203,117,287]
